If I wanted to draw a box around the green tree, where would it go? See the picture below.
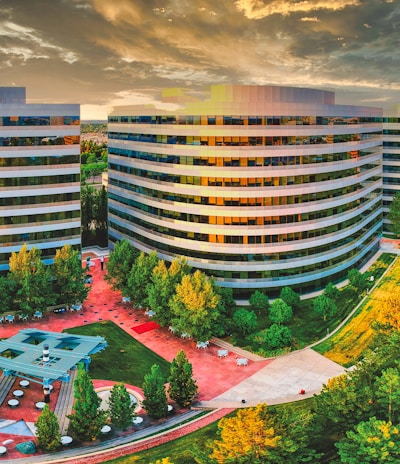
[0,275,16,313]
[347,269,367,293]
[279,287,300,309]
[168,350,198,407]
[148,258,190,327]
[127,251,159,307]
[142,364,168,419]
[252,324,292,350]
[104,238,139,292]
[9,244,55,316]
[95,185,108,247]
[313,294,337,321]
[388,191,400,237]
[324,282,340,300]
[109,382,136,430]
[35,404,61,451]
[81,183,96,246]
[249,290,270,313]
[376,368,400,423]
[314,372,374,437]
[51,244,89,307]
[169,270,220,341]
[269,298,293,325]
[232,308,258,335]
[68,367,107,441]
[336,417,400,463]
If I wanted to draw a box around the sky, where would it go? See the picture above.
[0,0,399,120]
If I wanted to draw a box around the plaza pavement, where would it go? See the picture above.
[197,347,347,408]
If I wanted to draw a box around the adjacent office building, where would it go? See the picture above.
[108,85,382,297]
[0,87,81,270]
[383,105,400,235]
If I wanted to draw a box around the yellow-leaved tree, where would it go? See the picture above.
[209,404,281,463]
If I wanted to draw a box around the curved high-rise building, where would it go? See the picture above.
[108,85,382,297]
[0,87,81,271]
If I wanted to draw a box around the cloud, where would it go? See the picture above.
[234,0,361,20]
[300,17,320,22]
[0,0,398,120]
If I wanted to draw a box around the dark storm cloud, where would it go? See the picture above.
[0,0,398,118]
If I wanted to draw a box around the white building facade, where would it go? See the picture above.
[108,85,382,297]
[0,87,81,270]
[383,105,400,235]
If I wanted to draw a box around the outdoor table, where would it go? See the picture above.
[61,436,73,445]
[8,399,19,408]
[13,390,24,398]
[218,349,228,358]
[196,342,208,349]
[132,416,143,425]
[236,357,248,367]
[19,380,30,388]
[101,425,111,434]
[35,401,45,410]
[0,446,6,456]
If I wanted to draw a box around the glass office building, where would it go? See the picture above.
[108,85,382,297]
[383,105,400,235]
[0,87,81,270]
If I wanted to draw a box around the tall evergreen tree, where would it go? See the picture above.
[168,350,198,407]
[109,382,136,430]
[68,367,106,441]
[35,404,61,451]
[142,364,168,419]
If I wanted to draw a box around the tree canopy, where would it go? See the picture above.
[169,270,220,341]
[168,350,198,407]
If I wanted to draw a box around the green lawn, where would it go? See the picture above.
[106,418,220,463]
[231,253,396,355]
[64,321,170,385]
[106,400,320,463]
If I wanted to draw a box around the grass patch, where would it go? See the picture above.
[230,254,396,356]
[314,254,399,366]
[107,415,222,464]
[107,401,318,463]
[64,321,170,385]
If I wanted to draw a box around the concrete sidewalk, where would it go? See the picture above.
[196,348,347,408]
